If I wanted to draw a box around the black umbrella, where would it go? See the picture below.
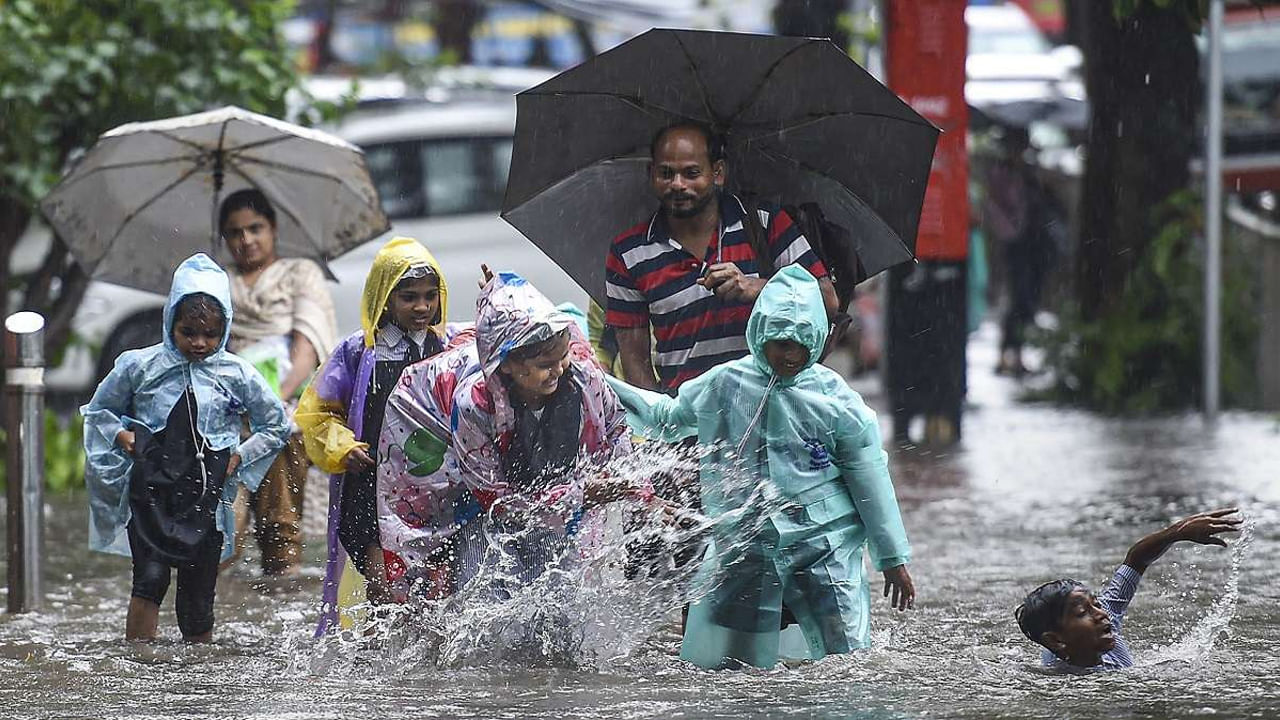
[970,96,1089,132]
[501,28,939,306]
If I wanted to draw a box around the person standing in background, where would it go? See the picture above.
[220,189,338,576]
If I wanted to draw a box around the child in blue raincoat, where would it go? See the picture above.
[82,254,288,642]
[606,264,915,669]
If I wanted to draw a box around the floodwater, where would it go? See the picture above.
[2,327,1278,720]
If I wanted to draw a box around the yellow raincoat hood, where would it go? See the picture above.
[359,236,448,348]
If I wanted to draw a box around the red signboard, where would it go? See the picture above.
[886,0,970,261]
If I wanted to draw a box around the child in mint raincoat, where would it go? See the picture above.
[606,264,916,669]
[83,253,288,642]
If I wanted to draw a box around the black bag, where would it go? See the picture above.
[127,409,228,565]
[740,196,866,360]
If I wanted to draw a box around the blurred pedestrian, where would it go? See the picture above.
[219,189,338,576]
[82,254,288,642]
[983,129,1060,375]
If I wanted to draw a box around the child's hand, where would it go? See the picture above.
[115,429,136,455]
[1126,507,1244,573]
[883,564,915,611]
[226,453,242,477]
[477,263,494,289]
[584,477,635,508]
[345,446,375,472]
[1166,507,1242,547]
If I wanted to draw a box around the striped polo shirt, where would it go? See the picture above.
[605,192,828,392]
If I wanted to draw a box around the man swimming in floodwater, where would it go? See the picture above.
[1015,508,1242,670]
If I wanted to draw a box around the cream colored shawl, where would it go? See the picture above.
[228,257,338,361]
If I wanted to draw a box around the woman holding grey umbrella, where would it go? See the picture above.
[220,188,338,576]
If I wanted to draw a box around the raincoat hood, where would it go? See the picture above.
[162,253,233,356]
[360,236,448,348]
[475,271,572,376]
[746,264,828,379]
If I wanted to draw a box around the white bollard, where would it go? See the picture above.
[5,311,45,613]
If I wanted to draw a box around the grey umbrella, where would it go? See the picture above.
[41,106,389,295]
[501,28,939,305]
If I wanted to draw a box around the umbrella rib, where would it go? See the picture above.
[671,33,721,127]
[521,89,707,124]
[750,145,914,258]
[224,133,314,155]
[228,154,355,182]
[45,157,197,196]
[737,110,938,144]
[726,39,817,125]
[99,164,205,256]
[152,129,216,155]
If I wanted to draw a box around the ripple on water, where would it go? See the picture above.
[2,411,1279,718]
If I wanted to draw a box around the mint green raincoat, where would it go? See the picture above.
[606,264,911,669]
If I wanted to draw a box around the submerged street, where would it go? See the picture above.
[2,324,1276,720]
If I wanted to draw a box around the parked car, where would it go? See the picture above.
[45,94,587,395]
[965,3,1083,107]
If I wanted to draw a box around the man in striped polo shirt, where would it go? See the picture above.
[605,122,838,393]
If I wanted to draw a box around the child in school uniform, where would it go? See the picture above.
[83,253,288,642]
[606,264,916,669]
[295,236,453,635]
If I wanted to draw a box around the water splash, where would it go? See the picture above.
[1142,517,1255,666]
[302,439,795,674]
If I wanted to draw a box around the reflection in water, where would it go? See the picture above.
[1,392,1278,718]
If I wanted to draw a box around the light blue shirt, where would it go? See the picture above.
[1043,564,1142,670]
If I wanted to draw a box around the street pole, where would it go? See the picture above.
[1204,0,1224,421]
[5,311,45,613]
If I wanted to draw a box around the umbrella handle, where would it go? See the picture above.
[210,150,224,255]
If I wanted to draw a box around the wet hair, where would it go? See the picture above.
[218,188,277,232]
[650,121,726,165]
[172,292,226,330]
[1014,578,1088,646]
[504,327,570,364]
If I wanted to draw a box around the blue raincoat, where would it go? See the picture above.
[606,264,911,669]
[82,253,289,561]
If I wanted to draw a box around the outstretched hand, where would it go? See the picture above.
[1165,507,1242,547]
[1125,507,1243,573]
[477,263,495,289]
[883,564,915,611]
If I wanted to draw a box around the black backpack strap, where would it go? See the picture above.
[739,194,776,279]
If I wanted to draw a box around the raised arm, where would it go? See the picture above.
[1123,507,1242,574]
[603,372,700,443]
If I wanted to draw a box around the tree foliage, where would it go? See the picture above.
[1043,192,1259,413]
[0,0,319,352]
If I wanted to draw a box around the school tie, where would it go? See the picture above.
[406,339,423,363]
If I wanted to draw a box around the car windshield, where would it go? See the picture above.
[363,135,514,219]
[969,28,1051,55]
